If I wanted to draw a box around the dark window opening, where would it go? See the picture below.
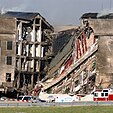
[16,45,18,54]
[101,93,104,97]
[94,93,98,97]
[105,93,108,96]
[103,90,108,92]
[7,56,12,65]
[6,73,11,82]
[7,41,12,50]
[0,40,1,47]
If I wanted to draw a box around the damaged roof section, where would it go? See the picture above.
[1,11,54,30]
[98,13,113,19]
[81,13,98,19]
[81,13,113,19]
[1,11,38,20]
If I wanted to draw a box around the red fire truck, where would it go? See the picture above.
[93,88,113,101]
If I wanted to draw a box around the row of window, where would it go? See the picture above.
[94,92,108,97]
[0,40,13,65]
[6,41,12,80]
[0,40,13,50]
[7,41,12,65]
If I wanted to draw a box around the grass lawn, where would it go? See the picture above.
[0,106,113,113]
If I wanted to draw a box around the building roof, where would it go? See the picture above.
[98,13,113,19]
[81,13,113,19]
[1,11,40,21]
[81,13,98,19]
[1,11,54,30]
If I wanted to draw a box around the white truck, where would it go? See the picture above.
[38,92,79,102]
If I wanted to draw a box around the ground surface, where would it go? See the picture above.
[0,106,113,113]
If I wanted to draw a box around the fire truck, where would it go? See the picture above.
[93,88,113,101]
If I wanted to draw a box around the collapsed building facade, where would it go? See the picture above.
[0,11,53,96]
[0,11,113,97]
[33,13,113,95]
[42,25,97,95]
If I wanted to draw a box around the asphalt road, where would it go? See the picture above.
[0,101,113,107]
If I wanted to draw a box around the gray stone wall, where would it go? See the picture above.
[88,19,113,35]
[96,34,113,87]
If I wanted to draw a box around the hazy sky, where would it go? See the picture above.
[0,0,112,25]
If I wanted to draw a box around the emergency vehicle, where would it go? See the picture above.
[93,88,113,101]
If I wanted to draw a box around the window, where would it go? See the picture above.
[105,93,108,96]
[24,97,32,100]
[17,96,23,100]
[101,93,104,97]
[0,40,1,47]
[6,56,12,65]
[6,73,11,82]
[7,41,12,50]
[94,93,98,97]
[103,90,108,92]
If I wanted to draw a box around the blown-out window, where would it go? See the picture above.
[6,73,11,82]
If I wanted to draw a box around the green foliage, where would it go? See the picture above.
[92,61,96,71]
[47,88,52,94]
[65,87,70,94]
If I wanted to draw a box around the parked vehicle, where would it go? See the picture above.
[32,96,40,103]
[0,97,7,101]
[38,91,79,102]
[38,92,55,102]
[55,95,79,102]
[17,95,33,102]
[93,88,113,101]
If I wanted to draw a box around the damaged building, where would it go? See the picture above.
[33,13,113,96]
[41,25,97,95]
[0,11,113,97]
[81,13,113,88]
[0,11,54,96]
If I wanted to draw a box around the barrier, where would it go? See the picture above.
[0,98,17,101]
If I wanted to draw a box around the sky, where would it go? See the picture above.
[0,0,112,25]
